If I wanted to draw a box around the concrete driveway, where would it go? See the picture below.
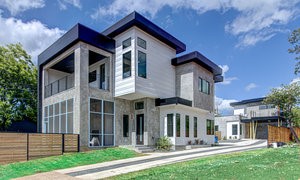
[15,139,267,180]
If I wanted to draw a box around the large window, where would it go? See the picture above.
[138,51,147,78]
[43,98,73,134]
[198,77,210,94]
[232,124,238,135]
[176,113,180,137]
[137,37,146,49]
[185,115,189,137]
[122,38,131,49]
[123,51,131,78]
[206,119,214,135]
[123,115,129,137]
[194,117,197,138]
[90,99,114,147]
[167,114,173,137]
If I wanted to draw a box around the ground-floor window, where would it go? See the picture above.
[89,98,114,147]
[167,114,174,137]
[194,117,197,137]
[123,115,129,137]
[232,124,238,135]
[240,124,242,135]
[206,119,214,135]
[176,114,180,137]
[43,98,73,134]
[215,125,219,131]
[185,115,189,137]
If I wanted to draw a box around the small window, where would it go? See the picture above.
[167,114,173,137]
[123,115,129,137]
[194,117,197,138]
[176,114,180,137]
[232,124,238,135]
[215,125,219,132]
[122,38,131,49]
[206,119,214,135]
[138,51,146,78]
[199,77,210,94]
[135,102,144,110]
[137,37,146,49]
[123,51,131,78]
[185,115,189,137]
[89,70,97,83]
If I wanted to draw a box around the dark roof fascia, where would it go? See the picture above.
[102,11,186,54]
[38,23,115,66]
[230,97,265,107]
[240,116,283,123]
[155,97,192,107]
[171,51,223,82]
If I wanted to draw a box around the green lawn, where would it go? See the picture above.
[0,147,138,180]
[112,147,300,180]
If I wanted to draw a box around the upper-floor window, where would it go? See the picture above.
[89,70,96,83]
[138,51,146,78]
[122,38,131,49]
[135,101,144,110]
[259,104,275,110]
[123,51,131,79]
[137,37,146,49]
[198,77,210,95]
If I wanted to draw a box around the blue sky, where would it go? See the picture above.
[0,0,299,114]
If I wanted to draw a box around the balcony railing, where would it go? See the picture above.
[45,74,74,98]
[89,74,109,91]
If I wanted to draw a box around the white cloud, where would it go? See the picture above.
[91,0,300,47]
[0,0,45,15]
[218,65,238,85]
[245,83,258,91]
[215,96,237,115]
[58,0,82,10]
[0,13,65,63]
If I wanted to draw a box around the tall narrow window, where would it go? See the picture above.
[240,124,242,135]
[176,113,180,137]
[123,115,129,137]
[199,77,210,94]
[123,51,131,78]
[138,51,146,78]
[137,37,146,49]
[100,64,105,89]
[185,115,189,137]
[206,119,214,135]
[167,114,173,137]
[215,125,219,132]
[89,70,96,83]
[194,117,197,138]
[122,38,131,49]
[232,124,238,135]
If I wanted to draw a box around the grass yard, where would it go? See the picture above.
[112,147,300,180]
[0,147,138,180]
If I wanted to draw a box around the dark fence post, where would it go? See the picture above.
[62,134,65,154]
[27,133,29,161]
[77,134,80,152]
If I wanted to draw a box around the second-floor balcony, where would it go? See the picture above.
[45,74,74,98]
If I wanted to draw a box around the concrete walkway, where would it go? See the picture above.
[15,139,267,180]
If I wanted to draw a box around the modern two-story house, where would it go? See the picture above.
[215,97,283,140]
[38,12,223,148]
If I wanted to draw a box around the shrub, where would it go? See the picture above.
[156,136,172,151]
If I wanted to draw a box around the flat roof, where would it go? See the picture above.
[38,23,115,66]
[102,11,186,54]
[171,51,223,83]
[230,97,265,106]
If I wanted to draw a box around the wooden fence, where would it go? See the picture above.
[268,125,300,145]
[0,133,79,164]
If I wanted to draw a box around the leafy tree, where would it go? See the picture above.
[0,43,37,130]
[264,83,300,127]
[288,28,300,74]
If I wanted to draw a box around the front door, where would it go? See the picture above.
[136,114,144,145]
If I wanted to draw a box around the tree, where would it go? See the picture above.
[264,83,300,127]
[0,43,37,130]
[288,28,300,74]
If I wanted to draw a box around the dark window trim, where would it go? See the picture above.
[123,115,129,137]
[122,37,131,49]
[122,51,131,79]
[137,37,147,49]
[185,115,189,137]
[167,114,174,137]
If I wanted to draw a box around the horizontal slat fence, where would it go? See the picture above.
[0,133,79,164]
[268,125,300,145]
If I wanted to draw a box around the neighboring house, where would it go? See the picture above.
[37,12,223,148]
[214,115,243,140]
[215,97,283,140]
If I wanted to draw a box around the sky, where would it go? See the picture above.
[0,0,299,115]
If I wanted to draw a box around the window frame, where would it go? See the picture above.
[232,124,238,135]
[122,51,132,79]
[137,37,146,49]
[185,115,189,137]
[206,119,214,135]
[137,50,147,78]
[167,114,174,137]
[194,117,197,138]
[176,113,180,137]
[122,38,131,49]
[123,115,129,137]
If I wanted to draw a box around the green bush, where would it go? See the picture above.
[156,136,172,151]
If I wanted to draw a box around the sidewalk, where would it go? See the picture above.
[15,139,267,180]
